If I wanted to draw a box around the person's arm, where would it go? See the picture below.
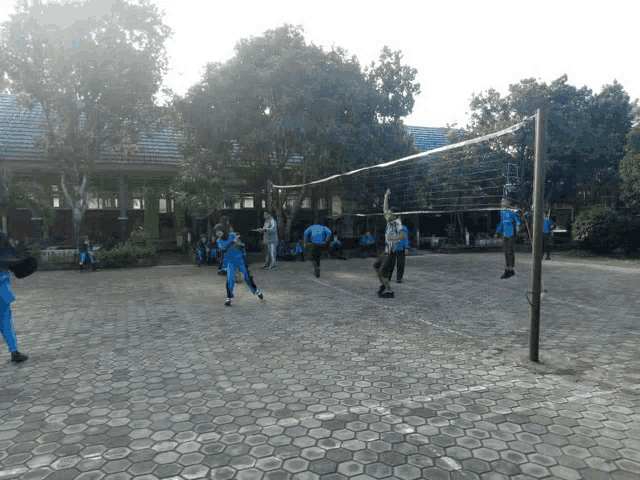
[383,188,391,214]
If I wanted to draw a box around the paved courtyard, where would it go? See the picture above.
[1,252,639,480]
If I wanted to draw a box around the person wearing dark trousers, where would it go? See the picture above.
[542,212,556,260]
[495,197,521,279]
[391,225,409,283]
[360,231,376,257]
[328,234,347,260]
[215,219,263,307]
[196,235,207,267]
[206,236,217,265]
[374,188,406,298]
[0,231,29,363]
[304,223,332,278]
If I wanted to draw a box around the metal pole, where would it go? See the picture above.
[529,108,547,362]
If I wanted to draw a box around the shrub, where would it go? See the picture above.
[29,242,42,259]
[94,226,156,268]
[571,207,640,254]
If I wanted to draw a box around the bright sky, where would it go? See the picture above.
[2,0,639,129]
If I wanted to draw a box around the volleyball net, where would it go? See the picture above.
[271,116,536,218]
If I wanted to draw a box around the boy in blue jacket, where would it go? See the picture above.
[304,223,332,278]
[543,211,556,260]
[495,198,521,279]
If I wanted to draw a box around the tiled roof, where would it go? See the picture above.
[0,94,183,166]
[405,126,449,151]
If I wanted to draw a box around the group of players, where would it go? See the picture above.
[2,190,556,363]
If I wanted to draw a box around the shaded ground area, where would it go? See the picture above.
[1,252,639,480]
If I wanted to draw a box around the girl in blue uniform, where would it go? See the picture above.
[215,219,263,306]
[0,232,28,362]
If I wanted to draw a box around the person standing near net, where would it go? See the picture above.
[256,211,278,270]
[495,197,521,279]
[303,223,332,278]
[542,211,556,260]
[374,188,406,298]
[391,224,409,283]
[215,219,263,307]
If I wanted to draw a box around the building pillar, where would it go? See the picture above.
[174,200,185,247]
[118,175,128,242]
[144,193,159,241]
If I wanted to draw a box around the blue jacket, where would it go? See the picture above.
[304,225,332,244]
[397,227,409,250]
[496,210,521,238]
[217,233,244,265]
[543,218,556,233]
[330,238,342,247]
[361,235,375,245]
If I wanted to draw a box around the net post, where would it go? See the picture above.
[529,108,547,363]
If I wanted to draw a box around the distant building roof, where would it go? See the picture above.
[405,126,450,151]
[0,94,183,166]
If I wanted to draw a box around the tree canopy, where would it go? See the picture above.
[173,24,419,239]
[0,0,171,241]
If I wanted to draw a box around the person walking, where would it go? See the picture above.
[0,231,29,363]
[303,223,332,278]
[196,235,207,267]
[215,219,263,307]
[495,197,521,279]
[256,211,278,270]
[542,211,556,260]
[374,188,406,298]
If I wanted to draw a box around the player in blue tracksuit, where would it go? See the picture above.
[0,231,28,363]
[543,212,556,260]
[304,224,332,278]
[391,225,409,283]
[215,220,263,306]
[495,198,521,279]
[196,235,207,267]
[78,238,97,272]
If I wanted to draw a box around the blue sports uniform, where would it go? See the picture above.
[496,209,521,275]
[543,217,556,259]
[304,225,332,277]
[0,232,27,362]
[217,233,260,302]
[78,242,96,270]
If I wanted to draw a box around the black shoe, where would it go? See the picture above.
[500,270,509,279]
[378,284,385,293]
[256,290,264,300]
[225,298,231,306]
[314,268,320,278]
[397,279,403,283]
[11,351,28,363]
[381,291,395,298]
[507,270,515,278]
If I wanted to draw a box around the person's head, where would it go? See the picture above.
[263,211,271,220]
[501,197,511,209]
[365,231,371,237]
[201,235,207,242]
[385,208,399,223]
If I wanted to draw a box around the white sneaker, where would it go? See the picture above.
[256,290,264,299]
[225,298,231,306]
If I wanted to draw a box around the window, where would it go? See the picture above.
[159,198,167,214]
[103,197,112,208]
[133,199,142,209]
[233,198,241,210]
[115,198,118,208]
[302,197,311,209]
[88,197,99,209]
[53,197,60,208]
[243,196,254,209]
[51,185,59,192]
[317,197,327,210]
[170,199,174,212]
[262,199,266,208]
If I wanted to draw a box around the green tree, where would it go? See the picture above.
[619,124,640,211]
[0,0,171,244]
